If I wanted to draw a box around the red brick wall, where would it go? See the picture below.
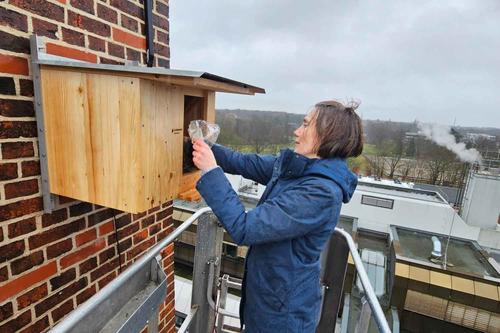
[0,1,175,332]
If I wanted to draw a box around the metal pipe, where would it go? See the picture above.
[334,228,392,333]
[431,236,442,258]
[50,207,212,333]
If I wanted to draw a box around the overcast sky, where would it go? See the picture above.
[170,1,500,128]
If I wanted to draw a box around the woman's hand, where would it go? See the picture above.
[192,139,217,173]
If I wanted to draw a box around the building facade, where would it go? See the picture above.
[0,1,175,332]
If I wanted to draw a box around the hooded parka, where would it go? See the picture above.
[196,145,357,333]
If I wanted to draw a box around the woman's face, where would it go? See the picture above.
[294,110,319,158]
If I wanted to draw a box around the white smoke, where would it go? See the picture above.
[417,122,482,163]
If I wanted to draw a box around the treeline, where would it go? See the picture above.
[215,109,499,186]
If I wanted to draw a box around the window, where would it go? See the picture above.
[223,243,238,258]
[361,195,394,209]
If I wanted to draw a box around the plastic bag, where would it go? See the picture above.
[188,120,220,147]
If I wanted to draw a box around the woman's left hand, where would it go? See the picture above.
[192,139,217,173]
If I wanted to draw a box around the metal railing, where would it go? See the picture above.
[50,207,391,333]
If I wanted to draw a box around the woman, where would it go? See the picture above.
[192,100,363,332]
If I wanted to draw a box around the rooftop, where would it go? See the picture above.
[357,180,446,204]
[391,226,500,280]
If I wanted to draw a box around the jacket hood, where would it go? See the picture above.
[278,149,358,203]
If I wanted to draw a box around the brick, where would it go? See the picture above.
[11,250,44,275]
[100,57,124,65]
[121,14,138,32]
[108,42,125,58]
[29,218,85,249]
[157,57,169,69]
[11,0,65,22]
[133,229,148,244]
[68,11,111,37]
[69,201,93,217]
[88,35,106,52]
[157,30,169,45]
[0,309,31,332]
[47,238,73,259]
[76,284,96,305]
[97,270,116,289]
[133,211,147,221]
[58,195,76,204]
[127,238,154,260]
[0,30,30,53]
[115,221,139,240]
[32,17,59,39]
[153,14,168,31]
[90,257,118,281]
[156,2,169,17]
[98,220,114,236]
[0,54,29,76]
[126,48,141,62]
[62,27,85,47]
[0,240,25,261]
[76,228,97,246]
[110,0,143,19]
[113,27,146,49]
[115,213,132,228]
[0,163,17,181]
[35,277,86,316]
[88,208,115,226]
[18,316,49,333]
[16,283,48,310]
[46,43,98,63]
[156,206,172,221]
[0,99,34,117]
[1,141,34,159]
[19,79,34,97]
[0,266,7,282]
[0,121,37,139]
[0,6,28,32]
[60,238,106,268]
[0,77,15,95]
[0,261,57,303]
[98,247,115,264]
[155,43,170,58]
[8,217,36,238]
[5,179,39,199]
[97,3,117,23]
[149,222,161,236]
[42,208,68,227]
[118,237,132,252]
[50,268,76,290]
[52,298,75,322]
[0,302,13,322]
[70,0,95,15]
[147,206,160,214]
[21,160,40,177]
[79,256,97,274]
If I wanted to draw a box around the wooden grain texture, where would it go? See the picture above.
[40,67,214,211]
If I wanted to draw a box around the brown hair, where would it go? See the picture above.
[313,100,364,159]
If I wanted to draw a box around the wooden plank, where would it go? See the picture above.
[41,68,95,202]
[178,171,201,195]
[204,91,215,123]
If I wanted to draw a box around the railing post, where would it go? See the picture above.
[316,231,350,333]
[191,212,224,333]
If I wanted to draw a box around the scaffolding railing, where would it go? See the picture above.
[49,208,391,333]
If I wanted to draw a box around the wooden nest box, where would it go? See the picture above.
[34,53,264,213]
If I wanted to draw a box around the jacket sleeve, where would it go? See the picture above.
[212,144,276,185]
[196,167,339,246]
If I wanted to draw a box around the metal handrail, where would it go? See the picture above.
[50,207,212,333]
[335,228,392,333]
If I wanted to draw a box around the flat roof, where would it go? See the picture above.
[357,181,446,204]
[391,226,500,280]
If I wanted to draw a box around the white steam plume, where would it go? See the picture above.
[417,122,482,163]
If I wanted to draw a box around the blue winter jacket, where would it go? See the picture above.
[196,145,357,333]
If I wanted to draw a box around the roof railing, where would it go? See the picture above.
[49,207,391,333]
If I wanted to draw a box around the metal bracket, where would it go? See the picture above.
[30,35,57,213]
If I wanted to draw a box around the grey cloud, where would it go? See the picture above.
[170,0,500,127]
